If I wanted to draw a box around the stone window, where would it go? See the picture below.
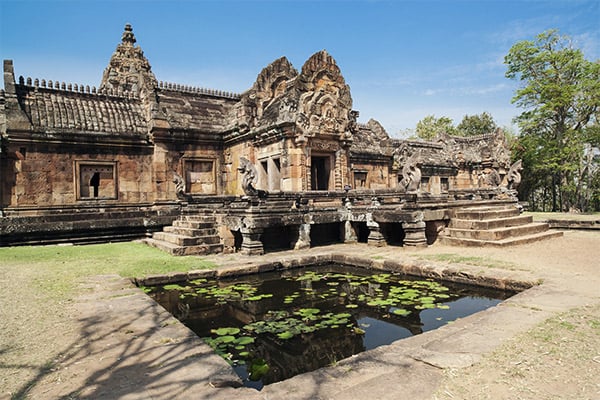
[421,176,430,192]
[76,161,117,200]
[353,171,367,188]
[258,157,281,191]
[184,159,215,194]
[441,177,449,192]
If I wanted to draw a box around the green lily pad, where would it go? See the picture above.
[235,336,255,345]
[277,331,294,340]
[211,327,240,336]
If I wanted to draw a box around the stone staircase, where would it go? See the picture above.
[440,205,563,247]
[144,214,223,256]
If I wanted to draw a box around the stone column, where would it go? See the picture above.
[403,218,427,247]
[240,227,264,255]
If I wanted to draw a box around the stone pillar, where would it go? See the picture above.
[403,220,427,247]
[366,213,386,247]
[292,223,311,250]
[240,227,264,255]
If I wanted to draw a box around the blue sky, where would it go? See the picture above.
[1,0,598,136]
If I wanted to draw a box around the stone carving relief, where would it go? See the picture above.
[482,168,501,187]
[172,171,185,197]
[399,152,421,193]
[238,157,259,196]
[392,142,410,171]
[99,24,158,97]
[295,51,353,139]
[506,159,523,190]
[311,139,339,152]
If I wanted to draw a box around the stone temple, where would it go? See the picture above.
[0,24,560,253]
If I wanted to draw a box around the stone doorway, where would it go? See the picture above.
[311,155,332,190]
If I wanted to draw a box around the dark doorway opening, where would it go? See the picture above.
[311,156,330,190]
[380,222,405,246]
[355,222,370,243]
[262,226,293,252]
[310,222,342,246]
[89,172,100,197]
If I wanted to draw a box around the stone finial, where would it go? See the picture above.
[122,23,136,46]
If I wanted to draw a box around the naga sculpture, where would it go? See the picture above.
[399,152,421,193]
[238,157,259,196]
[172,171,185,197]
[506,159,523,190]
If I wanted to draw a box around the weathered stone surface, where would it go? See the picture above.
[1,24,552,251]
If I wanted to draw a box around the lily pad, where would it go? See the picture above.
[212,327,241,336]
[277,331,294,340]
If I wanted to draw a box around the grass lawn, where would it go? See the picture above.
[526,211,600,222]
[0,241,215,399]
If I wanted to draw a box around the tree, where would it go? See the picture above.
[505,29,600,212]
[455,112,498,137]
[415,115,455,140]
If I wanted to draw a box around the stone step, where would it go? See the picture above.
[455,206,520,220]
[439,230,563,247]
[447,222,550,241]
[179,215,217,223]
[172,220,215,229]
[450,215,533,230]
[152,231,221,246]
[163,226,217,237]
[143,238,223,256]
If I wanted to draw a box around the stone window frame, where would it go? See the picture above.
[257,154,282,192]
[353,170,368,189]
[182,158,217,195]
[74,160,118,201]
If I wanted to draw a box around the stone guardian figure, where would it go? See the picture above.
[399,152,421,193]
[238,157,259,196]
[506,159,523,191]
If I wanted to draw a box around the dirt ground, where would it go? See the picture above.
[3,229,600,399]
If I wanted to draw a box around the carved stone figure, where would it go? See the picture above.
[172,171,185,197]
[483,168,501,187]
[399,152,421,193]
[238,157,259,196]
[506,159,523,190]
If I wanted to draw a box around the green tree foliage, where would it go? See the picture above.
[456,112,498,137]
[505,29,600,212]
[415,115,455,140]
[416,113,499,140]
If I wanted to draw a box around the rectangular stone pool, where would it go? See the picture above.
[142,263,516,390]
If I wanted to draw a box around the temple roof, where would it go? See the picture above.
[9,78,148,135]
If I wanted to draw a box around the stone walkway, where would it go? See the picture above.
[28,230,600,399]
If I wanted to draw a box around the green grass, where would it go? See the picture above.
[0,241,217,399]
[526,211,600,222]
[415,253,522,270]
[0,241,216,299]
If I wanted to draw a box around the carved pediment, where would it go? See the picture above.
[295,50,353,138]
[236,50,355,144]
